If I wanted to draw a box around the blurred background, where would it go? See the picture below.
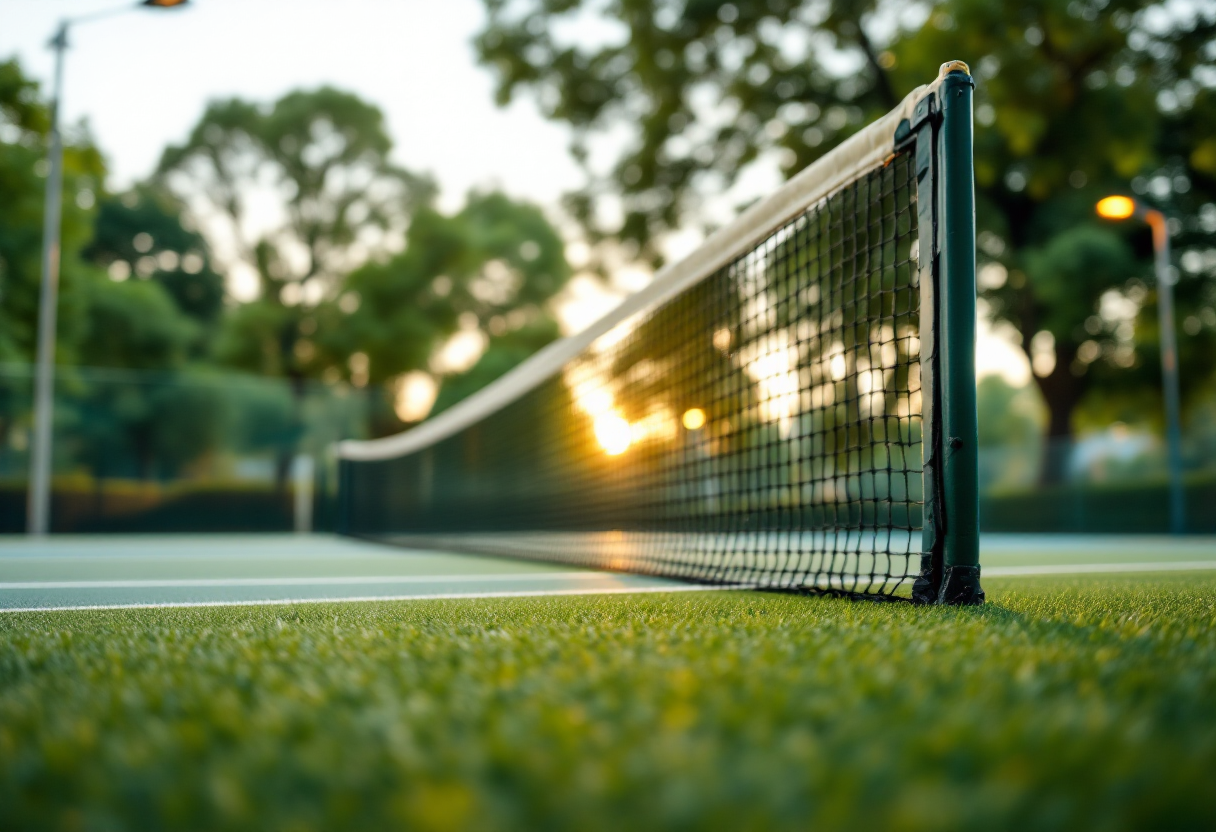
[0,0,1213,534]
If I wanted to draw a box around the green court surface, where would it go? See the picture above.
[0,533,1213,611]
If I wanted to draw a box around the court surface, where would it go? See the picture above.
[1,533,1213,612]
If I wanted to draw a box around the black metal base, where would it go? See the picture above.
[911,567,940,605]
[938,564,985,605]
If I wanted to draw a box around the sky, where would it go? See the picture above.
[0,0,1031,384]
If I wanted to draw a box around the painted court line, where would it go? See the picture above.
[4,561,1210,614]
[0,572,606,590]
[0,583,747,614]
[984,561,1216,577]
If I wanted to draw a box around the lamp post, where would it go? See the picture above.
[1096,195,1186,534]
[27,0,189,537]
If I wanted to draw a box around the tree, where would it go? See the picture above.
[157,87,434,385]
[0,59,226,483]
[0,58,106,463]
[474,0,1216,481]
[315,191,573,435]
[905,0,1216,480]
[157,87,435,481]
[977,375,1043,449]
[0,58,105,365]
[77,277,196,371]
[83,187,225,349]
[68,234,213,483]
[430,317,562,417]
[476,0,901,263]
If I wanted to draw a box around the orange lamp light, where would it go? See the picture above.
[1096,195,1136,220]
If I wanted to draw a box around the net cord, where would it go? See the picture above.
[338,75,949,463]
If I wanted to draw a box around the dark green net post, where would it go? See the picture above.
[910,63,985,605]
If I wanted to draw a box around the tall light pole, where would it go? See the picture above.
[1096,195,1186,535]
[27,0,190,537]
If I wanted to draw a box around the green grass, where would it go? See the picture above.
[2,575,1215,831]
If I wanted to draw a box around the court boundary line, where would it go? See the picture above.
[0,583,751,614]
[0,572,623,590]
[983,561,1216,577]
[4,561,1213,614]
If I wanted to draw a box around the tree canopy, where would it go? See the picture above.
[474,0,1216,478]
[0,59,105,365]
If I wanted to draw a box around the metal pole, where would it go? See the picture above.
[1149,213,1186,534]
[27,23,69,537]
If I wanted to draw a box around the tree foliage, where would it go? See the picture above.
[83,188,225,339]
[315,191,572,433]
[474,0,1216,475]
[156,86,437,409]
[0,58,105,365]
[430,317,563,417]
[157,87,433,299]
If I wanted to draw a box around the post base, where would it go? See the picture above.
[938,564,985,606]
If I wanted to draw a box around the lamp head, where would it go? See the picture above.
[1096,195,1137,221]
[141,0,189,7]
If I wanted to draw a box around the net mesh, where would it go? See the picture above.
[343,152,924,598]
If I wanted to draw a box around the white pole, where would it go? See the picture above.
[27,23,68,537]
[293,454,315,534]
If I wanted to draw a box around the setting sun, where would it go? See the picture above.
[594,412,632,455]
[682,408,707,430]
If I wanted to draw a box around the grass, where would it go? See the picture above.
[1,574,1215,831]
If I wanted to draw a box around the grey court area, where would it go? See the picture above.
[0,533,1213,612]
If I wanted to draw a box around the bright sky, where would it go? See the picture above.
[0,0,1030,385]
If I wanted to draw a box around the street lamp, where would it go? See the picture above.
[27,0,190,537]
[1095,195,1186,534]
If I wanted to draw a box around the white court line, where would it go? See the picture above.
[4,561,1211,614]
[0,572,610,590]
[0,583,749,614]
[984,561,1216,577]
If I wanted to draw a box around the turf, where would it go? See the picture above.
[2,574,1215,831]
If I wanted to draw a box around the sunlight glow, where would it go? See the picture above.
[682,408,707,430]
[594,412,633,456]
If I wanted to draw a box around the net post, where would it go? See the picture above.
[934,65,984,605]
[906,89,943,605]
[907,63,984,605]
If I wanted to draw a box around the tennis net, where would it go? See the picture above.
[337,62,983,604]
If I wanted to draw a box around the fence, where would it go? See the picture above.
[0,364,386,533]
[1,363,1211,535]
[979,428,1216,534]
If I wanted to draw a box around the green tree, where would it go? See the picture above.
[430,317,562,417]
[157,87,434,383]
[905,0,1216,480]
[158,87,435,480]
[0,59,221,482]
[474,0,1216,481]
[0,58,105,464]
[0,58,104,364]
[976,375,1043,449]
[83,187,225,348]
[476,0,902,261]
[67,240,211,483]
[316,191,572,435]
[77,277,196,371]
